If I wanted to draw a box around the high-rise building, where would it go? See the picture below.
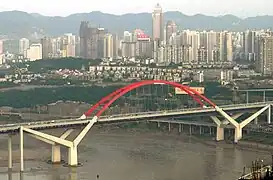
[104,34,114,58]
[166,20,177,44]
[134,29,152,58]
[79,21,106,59]
[258,36,273,75]
[121,31,136,58]
[26,43,42,61]
[41,37,52,58]
[152,3,164,41]
[19,38,30,56]
[219,31,233,62]
[188,31,200,62]
[207,31,218,63]
[62,33,76,57]
[0,40,3,54]
[112,34,119,58]
[226,32,233,62]
[219,32,227,62]
[199,31,208,48]
[79,21,90,59]
[243,30,257,61]
[97,28,107,59]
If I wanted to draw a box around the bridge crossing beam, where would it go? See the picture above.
[212,104,271,143]
[240,105,269,128]
[211,113,243,142]
[51,129,74,164]
[20,116,97,168]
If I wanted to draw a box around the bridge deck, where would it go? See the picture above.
[0,101,271,134]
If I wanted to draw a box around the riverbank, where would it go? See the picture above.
[105,122,273,153]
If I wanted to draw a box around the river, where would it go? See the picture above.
[0,127,270,180]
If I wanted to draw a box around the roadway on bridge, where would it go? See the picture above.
[0,101,271,133]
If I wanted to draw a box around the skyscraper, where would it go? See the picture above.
[259,36,273,75]
[41,37,53,58]
[152,3,164,41]
[0,40,3,54]
[79,21,90,59]
[19,38,30,57]
[79,21,106,59]
[63,33,76,57]
[104,34,113,58]
[226,32,233,62]
[166,20,177,44]
[207,31,218,63]
[243,30,256,61]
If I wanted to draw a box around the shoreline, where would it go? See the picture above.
[0,124,272,169]
[95,124,273,153]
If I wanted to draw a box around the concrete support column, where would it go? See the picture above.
[178,124,181,133]
[199,126,202,135]
[209,127,212,135]
[8,135,12,170]
[157,122,160,128]
[51,145,61,164]
[189,125,192,135]
[168,123,171,132]
[8,171,12,180]
[254,117,258,125]
[268,106,271,124]
[20,127,24,172]
[69,168,78,180]
[68,146,78,166]
[246,91,249,104]
[216,126,224,141]
[234,126,242,143]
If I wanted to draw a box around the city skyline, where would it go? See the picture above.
[0,0,272,18]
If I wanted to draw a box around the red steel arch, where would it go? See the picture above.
[84,80,216,118]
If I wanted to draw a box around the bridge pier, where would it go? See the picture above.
[20,127,24,172]
[216,126,224,141]
[268,105,271,124]
[51,145,61,164]
[68,146,78,166]
[234,126,242,143]
[18,116,97,169]
[8,135,12,170]
[254,117,258,125]
[178,124,181,133]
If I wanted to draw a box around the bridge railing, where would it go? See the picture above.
[99,101,273,119]
[0,101,272,129]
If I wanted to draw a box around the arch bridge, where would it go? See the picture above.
[3,80,272,172]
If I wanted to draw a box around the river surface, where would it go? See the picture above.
[0,128,270,180]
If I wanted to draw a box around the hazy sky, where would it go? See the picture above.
[0,0,270,18]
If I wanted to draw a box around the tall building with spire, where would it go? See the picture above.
[152,3,164,42]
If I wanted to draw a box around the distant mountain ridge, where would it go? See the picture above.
[0,10,273,38]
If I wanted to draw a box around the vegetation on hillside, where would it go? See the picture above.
[0,82,232,108]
